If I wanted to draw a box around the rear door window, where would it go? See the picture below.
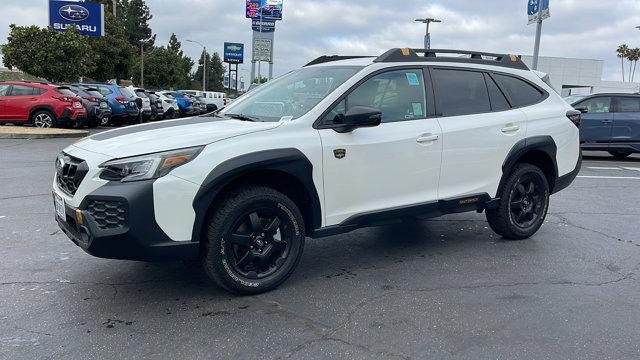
[431,69,491,117]
[493,74,544,107]
[9,85,38,96]
[575,97,612,114]
[615,97,640,113]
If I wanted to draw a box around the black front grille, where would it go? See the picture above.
[87,200,127,230]
[55,154,88,196]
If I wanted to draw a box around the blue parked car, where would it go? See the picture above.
[79,83,140,124]
[572,93,640,158]
[163,91,194,117]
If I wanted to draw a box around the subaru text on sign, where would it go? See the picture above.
[49,0,105,36]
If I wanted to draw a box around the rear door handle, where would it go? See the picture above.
[501,125,520,133]
[417,134,439,143]
[601,120,612,124]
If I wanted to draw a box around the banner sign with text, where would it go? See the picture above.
[246,0,283,21]
[528,0,550,24]
[49,0,105,36]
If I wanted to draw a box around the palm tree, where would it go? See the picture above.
[617,44,630,82]
[630,48,640,83]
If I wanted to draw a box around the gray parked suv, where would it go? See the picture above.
[572,93,640,158]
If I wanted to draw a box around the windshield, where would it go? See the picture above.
[56,88,77,97]
[223,66,363,121]
[86,89,103,98]
[162,93,175,99]
[135,90,149,98]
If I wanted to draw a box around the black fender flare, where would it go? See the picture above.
[499,135,558,192]
[191,148,322,241]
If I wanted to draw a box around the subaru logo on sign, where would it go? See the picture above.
[59,4,90,22]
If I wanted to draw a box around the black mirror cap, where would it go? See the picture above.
[334,106,382,133]
[573,105,589,114]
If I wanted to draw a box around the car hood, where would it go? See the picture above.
[72,116,281,158]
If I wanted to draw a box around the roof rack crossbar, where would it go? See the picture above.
[304,55,374,67]
[373,48,529,70]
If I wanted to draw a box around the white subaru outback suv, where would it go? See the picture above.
[53,48,581,294]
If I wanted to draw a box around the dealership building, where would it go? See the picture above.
[520,55,640,96]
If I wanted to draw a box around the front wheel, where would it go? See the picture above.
[203,186,305,295]
[486,164,550,240]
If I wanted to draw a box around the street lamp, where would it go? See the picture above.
[187,39,207,92]
[414,17,441,49]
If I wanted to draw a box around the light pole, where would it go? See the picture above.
[414,18,441,49]
[112,0,117,17]
[187,40,207,92]
[139,40,152,88]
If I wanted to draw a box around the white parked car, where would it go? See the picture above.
[53,48,581,295]
[154,92,180,119]
[181,90,227,111]
[122,86,152,121]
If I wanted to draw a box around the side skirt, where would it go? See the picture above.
[311,193,493,239]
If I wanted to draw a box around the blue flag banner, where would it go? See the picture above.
[49,0,105,36]
[528,0,550,25]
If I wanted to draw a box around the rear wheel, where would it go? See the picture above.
[31,110,57,128]
[608,151,632,159]
[203,186,305,295]
[486,164,550,240]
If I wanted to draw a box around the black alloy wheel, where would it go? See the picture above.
[508,174,545,229]
[226,209,291,279]
[204,186,305,295]
[486,164,550,240]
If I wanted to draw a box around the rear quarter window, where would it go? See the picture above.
[493,74,544,108]
[432,68,491,117]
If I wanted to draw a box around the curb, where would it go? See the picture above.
[0,130,90,139]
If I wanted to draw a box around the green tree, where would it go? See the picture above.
[131,45,193,89]
[168,33,182,55]
[2,25,95,83]
[252,76,268,84]
[118,0,155,48]
[85,11,136,82]
[193,51,225,91]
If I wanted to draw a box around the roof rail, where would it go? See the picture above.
[374,48,529,70]
[304,55,374,67]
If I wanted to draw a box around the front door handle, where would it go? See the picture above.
[417,134,439,143]
[501,124,521,133]
[601,119,612,124]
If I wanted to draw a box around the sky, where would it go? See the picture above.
[1,0,640,82]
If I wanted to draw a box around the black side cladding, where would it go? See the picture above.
[192,148,322,240]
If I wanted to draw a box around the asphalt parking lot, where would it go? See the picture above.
[1,136,639,360]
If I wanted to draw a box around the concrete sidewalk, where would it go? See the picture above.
[0,125,89,139]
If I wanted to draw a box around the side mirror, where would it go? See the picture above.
[574,105,589,114]
[334,106,382,133]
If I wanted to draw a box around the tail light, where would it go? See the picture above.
[87,96,97,102]
[566,110,581,128]
[115,96,128,104]
[53,95,73,103]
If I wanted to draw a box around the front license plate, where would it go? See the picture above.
[54,193,65,219]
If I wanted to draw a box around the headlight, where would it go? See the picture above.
[99,146,203,182]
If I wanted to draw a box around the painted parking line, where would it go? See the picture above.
[587,167,621,170]
[577,175,640,180]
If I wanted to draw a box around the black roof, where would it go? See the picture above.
[304,48,529,71]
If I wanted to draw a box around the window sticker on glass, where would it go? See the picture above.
[406,73,420,86]
[412,102,424,116]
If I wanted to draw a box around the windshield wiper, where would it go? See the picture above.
[226,113,260,122]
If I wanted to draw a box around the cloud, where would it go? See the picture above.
[1,0,640,81]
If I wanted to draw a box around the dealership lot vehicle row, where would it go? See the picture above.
[0,81,229,128]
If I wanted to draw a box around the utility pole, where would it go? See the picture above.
[140,42,144,88]
[414,18,441,49]
[187,40,207,91]
[532,18,543,70]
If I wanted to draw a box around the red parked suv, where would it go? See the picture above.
[0,81,86,128]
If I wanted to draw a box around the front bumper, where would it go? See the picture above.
[55,180,199,262]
